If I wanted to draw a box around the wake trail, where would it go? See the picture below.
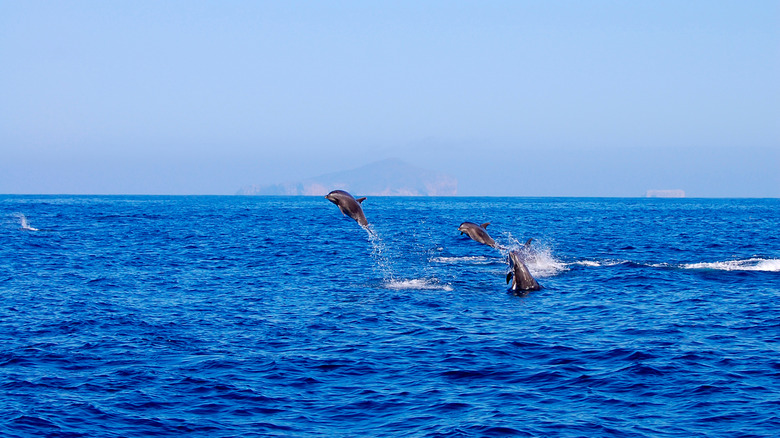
[681,258,780,272]
[571,257,780,272]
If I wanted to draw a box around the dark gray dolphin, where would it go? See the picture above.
[325,189,368,227]
[458,222,503,249]
[506,250,542,292]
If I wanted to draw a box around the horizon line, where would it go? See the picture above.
[2,193,778,200]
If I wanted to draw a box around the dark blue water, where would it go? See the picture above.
[2,196,778,437]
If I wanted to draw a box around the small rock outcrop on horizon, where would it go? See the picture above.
[237,158,457,196]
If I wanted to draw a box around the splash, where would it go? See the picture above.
[523,247,567,278]
[365,225,397,282]
[16,213,39,231]
[364,226,455,291]
[682,258,780,272]
[498,233,566,278]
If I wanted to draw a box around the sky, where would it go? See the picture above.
[1,0,778,196]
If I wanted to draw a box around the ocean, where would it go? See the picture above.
[1,195,778,437]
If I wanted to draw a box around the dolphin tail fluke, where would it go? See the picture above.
[356,197,366,203]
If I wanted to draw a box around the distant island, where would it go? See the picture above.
[646,189,686,198]
[237,158,457,196]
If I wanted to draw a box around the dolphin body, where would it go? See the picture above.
[458,222,502,249]
[506,250,542,292]
[325,190,368,227]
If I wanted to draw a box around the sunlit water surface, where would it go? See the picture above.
[1,196,778,437]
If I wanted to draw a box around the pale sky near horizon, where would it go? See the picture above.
[1,1,778,196]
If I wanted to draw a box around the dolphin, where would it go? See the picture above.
[325,190,368,227]
[506,250,542,292]
[458,222,503,249]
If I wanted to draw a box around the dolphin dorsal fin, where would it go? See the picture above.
[356,197,366,203]
[524,238,533,247]
[481,222,491,228]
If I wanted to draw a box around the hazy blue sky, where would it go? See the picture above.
[2,1,778,196]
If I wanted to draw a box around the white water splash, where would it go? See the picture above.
[16,213,39,231]
[498,233,566,278]
[365,225,397,282]
[364,226,455,291]
[523,247,567,278]
[682,258,780,272]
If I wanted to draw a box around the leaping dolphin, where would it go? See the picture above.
[325,190,369,227]
[506,250,542,292]
[458,222,503,249]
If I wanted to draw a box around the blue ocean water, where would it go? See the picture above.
[1,195,778,437]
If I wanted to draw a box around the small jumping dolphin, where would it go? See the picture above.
[458,222,502,249]
[325,190,368,227]
[506,250,542,292]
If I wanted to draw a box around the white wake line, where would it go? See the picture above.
[430,256,495,264]
[383,278,454,292]
[571,258,780,272]
[681,258,780,272]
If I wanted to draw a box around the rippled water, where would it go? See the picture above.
[1,196,778,437]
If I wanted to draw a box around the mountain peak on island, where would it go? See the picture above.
[237,158,457,196]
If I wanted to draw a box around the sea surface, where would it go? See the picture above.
[1,196,778,437]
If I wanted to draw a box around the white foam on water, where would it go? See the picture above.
[570,259,628,268]
[383,278,454,292]
[430,256,494,265]
[572,260,602,267]
[682,258,780,272]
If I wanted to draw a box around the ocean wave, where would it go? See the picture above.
[682,258,780,272]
